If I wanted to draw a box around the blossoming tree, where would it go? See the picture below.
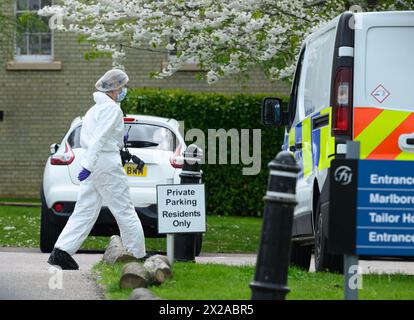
[39,0,412,83]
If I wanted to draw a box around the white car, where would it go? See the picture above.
[40,114,201,253]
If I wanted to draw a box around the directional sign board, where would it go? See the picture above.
[329,159,414,257]
[356,160,414,256]
[157,184,206,234]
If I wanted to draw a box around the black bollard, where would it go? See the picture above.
[174,144,203,262]
[250,151,299,300]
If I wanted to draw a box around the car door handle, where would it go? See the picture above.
[398,133,414,152]
[289,142,302,152]
[407,138,414,145]
[312,114,329,130]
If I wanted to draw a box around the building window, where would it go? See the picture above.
[165,38,201,71]
[168,51,199,65]
[14,0,53,62]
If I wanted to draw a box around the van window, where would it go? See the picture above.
[366,27,414,109]
[289,47,306,128]
[303,28,336,116]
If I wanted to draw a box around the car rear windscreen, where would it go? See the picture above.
[125,123,176,151]
[67,123,176,152]
[67,126,81,148]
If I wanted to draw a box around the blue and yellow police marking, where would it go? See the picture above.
[311,112,321,170]
[302,117,312,177]
[318,107,335,171]
[295,122,304,179]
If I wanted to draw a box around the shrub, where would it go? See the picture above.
[122,88,287,216]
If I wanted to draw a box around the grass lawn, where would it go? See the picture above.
[0,198,40,203]
[94,261,414,300]
[0,205,261,253]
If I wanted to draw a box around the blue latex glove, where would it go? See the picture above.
[78,168,91,182]
[124,132,129,144]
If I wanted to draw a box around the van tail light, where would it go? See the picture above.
[124,117,135,122]
[332,67,353,136]
[50,142,75,165]
[170,144,184,169]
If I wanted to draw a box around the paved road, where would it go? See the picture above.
[197,253,414,275]
[0,248,103,300]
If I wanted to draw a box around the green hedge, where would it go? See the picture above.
[122,88,287,217]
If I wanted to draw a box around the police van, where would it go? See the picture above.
[262,11,414,272]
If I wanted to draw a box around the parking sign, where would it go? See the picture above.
[157,184,206,234]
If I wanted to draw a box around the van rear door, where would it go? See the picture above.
[353,11,414,160]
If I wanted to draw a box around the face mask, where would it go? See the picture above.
[116,87,127,102]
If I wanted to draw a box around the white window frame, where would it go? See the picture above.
[14,0,54,62]
[168,52,199,65]
[166,37,200,69]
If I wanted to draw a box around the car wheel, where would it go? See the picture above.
[314,200,343,273]
[290,241,311,270]
[40,188,62,253]
[195,233,203,256]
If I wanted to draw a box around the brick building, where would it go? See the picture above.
[0,0,290,198]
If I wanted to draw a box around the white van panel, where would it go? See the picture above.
[365,27,414,110]
[354,11,414,110]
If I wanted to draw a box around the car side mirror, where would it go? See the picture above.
[50,143,60,155]
[261,97,283,126]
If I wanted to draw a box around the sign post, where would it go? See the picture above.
[157,184,206,265]
[166,234,175,266]
[344,141,360,300]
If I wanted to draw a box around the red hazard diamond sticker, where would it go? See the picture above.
[371,84,390,104]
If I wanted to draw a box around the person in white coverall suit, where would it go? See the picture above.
[48,69,146,270]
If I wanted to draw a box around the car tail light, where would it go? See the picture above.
[332,67,353,136]
[124,117,135,122]
[50,142,75,165]
[53,203,63,212]
[170,144,184,168]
